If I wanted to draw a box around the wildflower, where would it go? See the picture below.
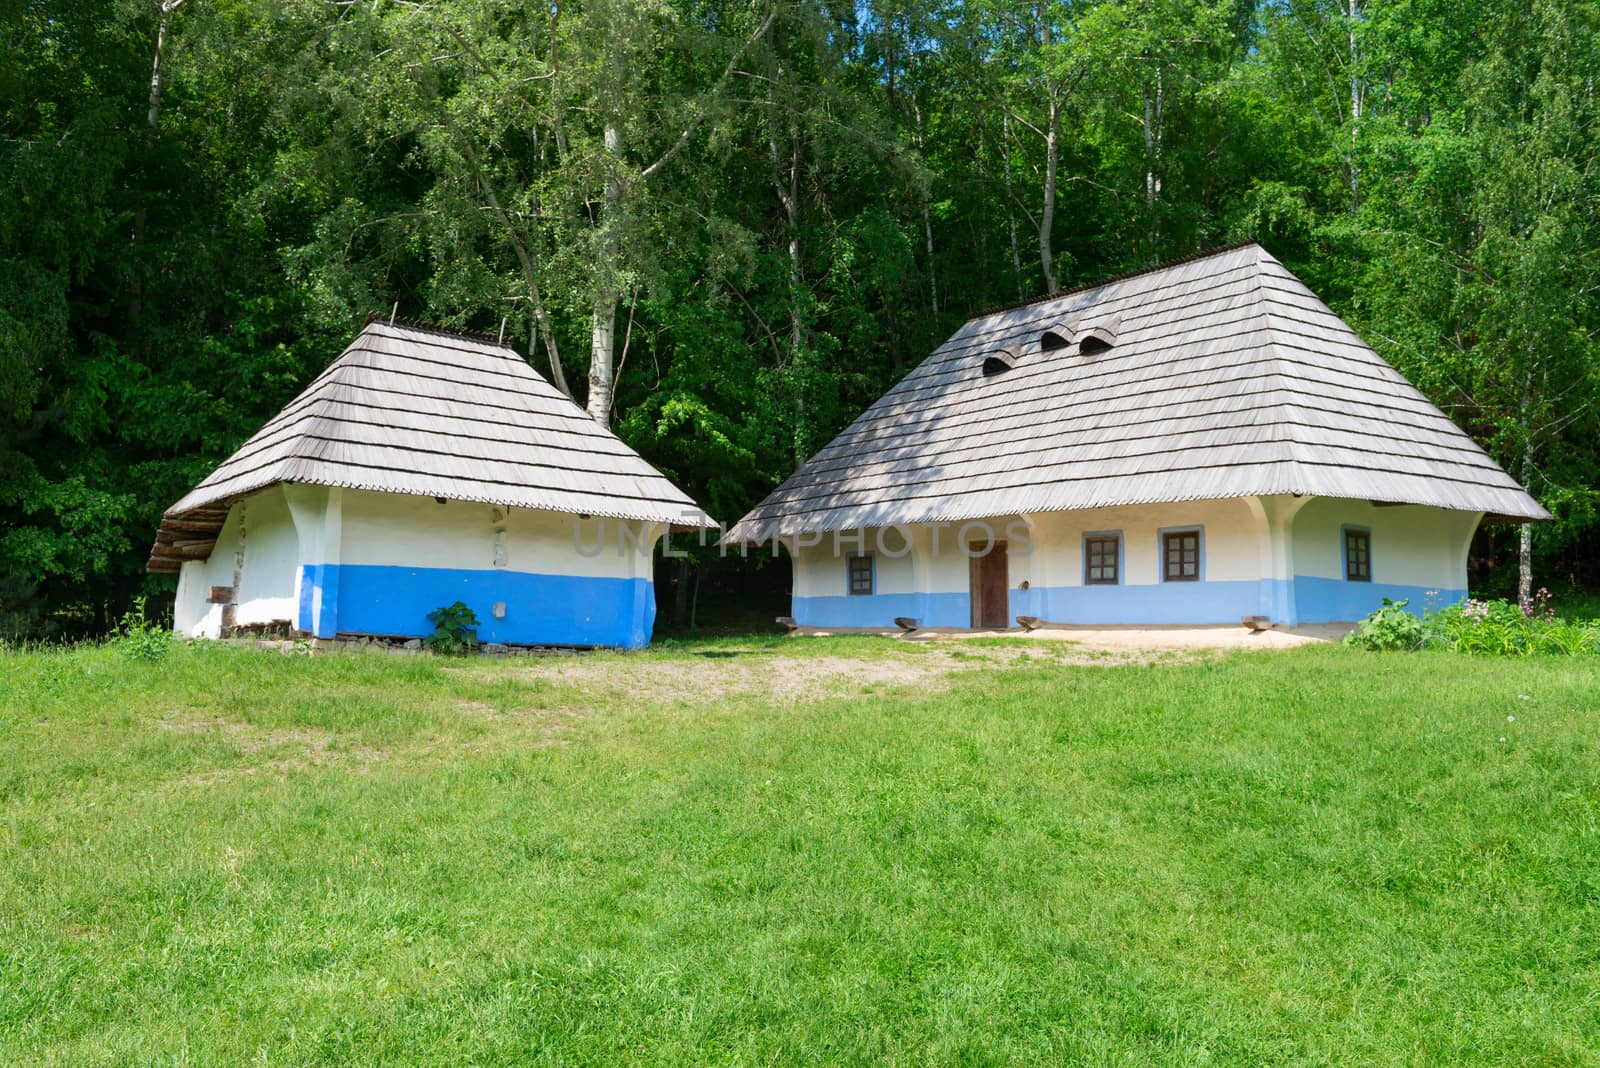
[1507,715,1515,722]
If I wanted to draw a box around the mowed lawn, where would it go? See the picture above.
[2,637,1598,1065]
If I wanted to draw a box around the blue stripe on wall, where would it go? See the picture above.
[794,579,1466,629]
[297,563,341,638]
[1293,577,1463,624]
[1009,580,1267,625]
[297,566,318,635]
[296,564,656,649]
[792,592,971,628]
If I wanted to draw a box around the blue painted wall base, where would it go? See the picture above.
[793,578,1464,629]
[792,592,970,628]
[1292,577,1462,624]
[296,564,656,649]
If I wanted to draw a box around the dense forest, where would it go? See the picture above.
[3,0,1598,636]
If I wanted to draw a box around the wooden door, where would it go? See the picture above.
[968,541,1009,629]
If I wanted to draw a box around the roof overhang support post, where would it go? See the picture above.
[908,524,933,625]
[1451,511,1486,604]
[285,484,343,639]
[1245,494,1311,628]
[1015,513,1043,623]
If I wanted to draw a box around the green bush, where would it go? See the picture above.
[423,601,481,655]
[112,597,172,663]
[1535,621,1598,656]
[1348,593,1600,657]
[1426,598,1532,655]
[1343,598,1425,651]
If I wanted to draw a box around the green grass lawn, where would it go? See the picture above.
[2,637,1597,1065]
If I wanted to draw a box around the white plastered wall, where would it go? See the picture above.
[337,489,662,581]
[787,501,1264,601]
[1012,498,1263,589]
[1291,498,1479,589]
[174,486,666,639]
[787,521,1025,599]
[173,485,301,638]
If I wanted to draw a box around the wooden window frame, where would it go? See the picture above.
[847,552,875,596]
[1342,526,1372,583]
[1160,527,1203,583]
[1082,532,1121,586]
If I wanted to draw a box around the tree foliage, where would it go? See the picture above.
[3,0,1598,632]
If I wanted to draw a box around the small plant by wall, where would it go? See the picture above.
[1343,599,1424,651]
[113,597,172,662]
[423,601,480,655]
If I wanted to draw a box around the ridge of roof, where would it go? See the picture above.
[1245,249,1318,487]
[969,240,1264,320]
[362,312,514,349]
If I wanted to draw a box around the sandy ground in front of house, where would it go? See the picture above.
[275,622,1355,711]
[797,622,1355,651]
[522,624,1352,706]
[532,649,1045,706]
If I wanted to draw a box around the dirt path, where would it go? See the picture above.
[523,636,1217,707]
[802,622,1352,652]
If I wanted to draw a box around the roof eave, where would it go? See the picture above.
[725,487,1549,543]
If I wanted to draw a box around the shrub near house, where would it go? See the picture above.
[1347,591,1600,655]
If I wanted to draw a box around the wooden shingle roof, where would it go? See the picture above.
[148,318,715,572]
[727,243,1548,543]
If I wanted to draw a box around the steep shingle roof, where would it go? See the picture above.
[727,243,1548,543]
[148,318,715,572]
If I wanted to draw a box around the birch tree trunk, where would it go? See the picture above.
[1519,386,1534,612]
[147,0,184,132]
[130,0,185,325]
[581,10,774,426]
[588,287,618,422]
[586,120,623,424]
[913,103,938,316]
[1519,521,1533,611]
[1003,111,1024,301]
[1346,0,1363,215]
[783,183,806,462]
[1142,65,1164,258]
[767,66,807,462]
[1039,93,1061,294]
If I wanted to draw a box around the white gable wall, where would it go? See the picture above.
[174,485,666,648]
[174,486,300,638]
[339,489,653,581]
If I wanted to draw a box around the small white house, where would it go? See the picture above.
[149,318,715,648]
[726,243,1547,629]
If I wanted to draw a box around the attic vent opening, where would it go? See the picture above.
[982,347,1019,377]
[1076,317,1119,356]
[1040,328,1072,352]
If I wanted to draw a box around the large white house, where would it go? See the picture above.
[726,243,1547,629]
[149,318,715,648]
